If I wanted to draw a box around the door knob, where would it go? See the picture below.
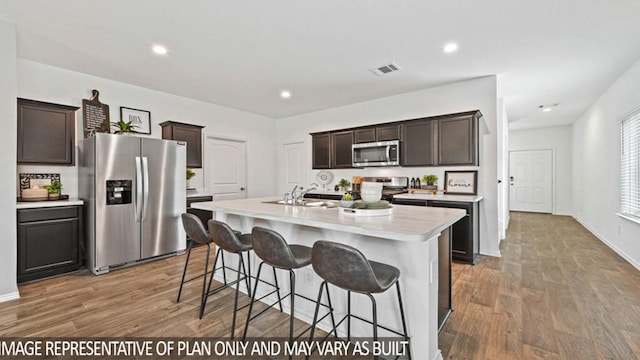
[240,187,245,191]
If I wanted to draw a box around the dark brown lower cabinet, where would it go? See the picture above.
[17,206,83,283]
[427,200,479,264]
[186,196,213,246]
[392,198,479,264]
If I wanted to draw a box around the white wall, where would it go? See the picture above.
[276,76,501,257]
[0,20,20,301]
[16,60,278,199]
[496,97,510,240]
[509,125,573,216]
[572,55,640,270]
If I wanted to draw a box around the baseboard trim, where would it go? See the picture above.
[0,291,20,303]
[480,250,502,258]
[553,212,574,217]
[573,216,640,272]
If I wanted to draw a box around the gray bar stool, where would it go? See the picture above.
[309,240,411,359]
[177,214,242,319]
[207,219,253,339]
[242,227,336,343]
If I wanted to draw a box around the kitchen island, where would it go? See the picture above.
[192,197,465,360]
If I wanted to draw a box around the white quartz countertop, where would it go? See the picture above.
[192,196,465,242]
[394,193,484,202]
[16,199,84,209]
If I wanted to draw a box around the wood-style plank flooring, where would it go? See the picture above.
[0,245,312,339]
[1,212,640,359]
[439,212,640,359]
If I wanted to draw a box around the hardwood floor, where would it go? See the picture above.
[439,212,640,359]
[0,245,311,339]
[2,212,639,360]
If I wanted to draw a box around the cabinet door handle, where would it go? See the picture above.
[240,187,246,191]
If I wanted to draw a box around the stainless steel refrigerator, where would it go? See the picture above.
[80,133,187,275]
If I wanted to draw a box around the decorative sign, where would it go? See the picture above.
[82,89,110,138]
[120,107,151,134]
[444,170,478,195]
[19,173,60,190]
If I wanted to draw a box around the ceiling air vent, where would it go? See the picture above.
[369,62,402,76]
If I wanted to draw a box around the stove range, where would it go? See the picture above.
[354,176,409,201]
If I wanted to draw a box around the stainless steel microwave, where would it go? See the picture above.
[352,140,400,167]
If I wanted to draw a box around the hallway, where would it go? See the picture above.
[439,212,640,359]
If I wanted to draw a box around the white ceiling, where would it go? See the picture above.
[1,1,640,129]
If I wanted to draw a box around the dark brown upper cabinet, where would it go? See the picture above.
[401,119,436,166]
[331,130,354,168]
[17,98,79,165]
[160,121,204,168]
[354,124,400,143]
[311,133,331,169]
[437,112,479,166]
[354,127,376,144]
[310,110,480,168]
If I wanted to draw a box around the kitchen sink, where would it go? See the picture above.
[262,199,340,208]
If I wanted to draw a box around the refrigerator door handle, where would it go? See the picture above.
[142,157,150,221]
[135,156,143,222]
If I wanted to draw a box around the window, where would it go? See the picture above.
[621,109,640,219]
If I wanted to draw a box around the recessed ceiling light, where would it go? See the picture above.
[443,42,459,53]
[280,90,291,99]
[539,103,558,112]
[152,45,168,55]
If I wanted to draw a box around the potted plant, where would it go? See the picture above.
[186,169,195,188]
[42,181,62,200]
[422,174,438,190]
[340,193,355,208]
[337,178,350,192]
[111,119,139,134]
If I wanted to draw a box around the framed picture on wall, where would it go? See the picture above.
[120,107,151,134]
[444,170,478,195]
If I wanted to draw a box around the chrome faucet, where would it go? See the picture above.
[294,183,318,204]
[284,183,319,205]
[283,185,298,204]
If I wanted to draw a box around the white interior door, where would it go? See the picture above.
[509,149,552,213]
[281,142,305,195]
[204,135,247,201]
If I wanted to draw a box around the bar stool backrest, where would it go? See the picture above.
[251,227,299,269]
[208,219,244,253]
[181,213,212,246]
[311,240,381,293]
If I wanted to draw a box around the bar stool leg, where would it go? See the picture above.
[242,261,265,341]
[347,290,351,341]
[289,270,296,343]
[396,282,411,360]
[325,282,338,336]
[177,241,193,302]
[198,243,212,319]
[230,253,246,339]
[273,267,283,312]
[241,252,252,297]
[220,248,228,285]
[205,247,222,298]
[308,280,326,343]
[366,293,378,341]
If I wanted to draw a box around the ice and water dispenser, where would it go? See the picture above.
[106,180,132,205]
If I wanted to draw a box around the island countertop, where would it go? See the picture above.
[195,196,461,358]
[191,196,465,242]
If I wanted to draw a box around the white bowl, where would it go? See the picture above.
[361,193,382,203]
